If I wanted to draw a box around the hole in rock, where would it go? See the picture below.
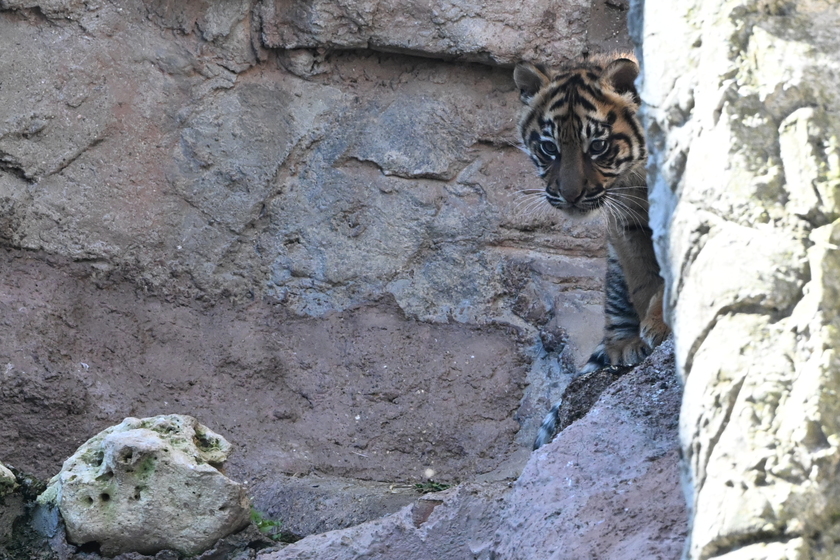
[100,492,111,502]
[194,431,217,452]
[77,541,101,554]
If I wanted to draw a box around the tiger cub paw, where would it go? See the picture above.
[640,289,670,348]
[606,336,652,368]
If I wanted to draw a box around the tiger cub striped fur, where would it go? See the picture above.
[513,55,670,449]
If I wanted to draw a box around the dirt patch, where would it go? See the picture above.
[544,364,635,442]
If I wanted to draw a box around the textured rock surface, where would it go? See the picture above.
[39,415,250,556]
[256,0,590,66]
[256,341,686,560]
[0,462,23,542]
[0,0,616,332]
[0,0,633,491]
[0,250,530,493]
[634,0,840,558]
[254,475,420,539]
[0,1,635,490]
[258,483,506,560]
[492,339,686,560]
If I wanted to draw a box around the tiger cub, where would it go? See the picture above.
[513,55,670,449]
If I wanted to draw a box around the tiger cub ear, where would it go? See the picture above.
[599,58,640,103]
[514,62,550,104]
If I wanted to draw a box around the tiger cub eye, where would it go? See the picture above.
[589,138,609,155]
[538,140,558,158]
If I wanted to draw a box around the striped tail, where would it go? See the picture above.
[533,399,563,450]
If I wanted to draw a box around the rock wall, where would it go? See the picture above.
[634,0,840,558]
[0,0,632,507]
[0,0,625,326]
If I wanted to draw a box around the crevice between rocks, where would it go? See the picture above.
[701,526,794,560]
[46,137,106,179]
[683,302,784,375]
[693,375,744,494]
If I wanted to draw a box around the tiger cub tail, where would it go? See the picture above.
[533,400,563,451]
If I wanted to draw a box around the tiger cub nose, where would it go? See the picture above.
[559,183,585,204]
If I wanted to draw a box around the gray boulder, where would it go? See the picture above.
[256,341,686,560]
[38,415,250,557]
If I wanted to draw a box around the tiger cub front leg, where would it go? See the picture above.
[640,286,669,349]
[579,249,646,374]
[602,251,649,367]
[603,233,670,368]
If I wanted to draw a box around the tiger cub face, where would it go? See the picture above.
[513,56,646,218]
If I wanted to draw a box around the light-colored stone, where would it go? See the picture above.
[38,415,250,557]
[0,462,14,496]
[635,0,840,557]
[711,538,810,560]
[0,461,21,542]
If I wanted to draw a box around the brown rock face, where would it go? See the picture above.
[0,0,631,485]
[256,0,590,66]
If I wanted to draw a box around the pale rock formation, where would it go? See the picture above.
[633,0,840,558]
[0,462,14,496]
[0,461,22,542]
[38,415,250,557]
